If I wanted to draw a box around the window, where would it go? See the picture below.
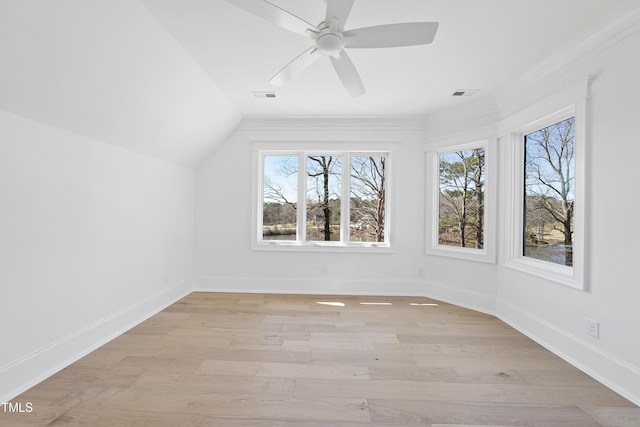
[262,155,298,241]
[350,156,387,243]
[439,147,485,249]
[256,149,391,251]
[306,155,342,242]
[502,79,588,290]
[524,117,575,267]
[425,140,496,263]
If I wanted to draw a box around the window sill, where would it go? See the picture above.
[426,245,496,264]
[504,257,584,290]
[253,241,394,253]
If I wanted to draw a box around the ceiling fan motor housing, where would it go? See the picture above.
[316,27,344,56]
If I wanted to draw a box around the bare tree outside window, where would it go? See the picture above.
[262,155,297,240]
[350,156,386,242]
[306,156,342,241]
[524,117,575,266]
[438,148,485,249]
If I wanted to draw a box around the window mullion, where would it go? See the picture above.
[298,153,306,243]
[342,154,350,244]
[257,152,264,242]
[513,134,525,261]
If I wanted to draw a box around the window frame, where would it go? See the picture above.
[253,143,395,252]
[425,139,497,263]
[504,100,587,290]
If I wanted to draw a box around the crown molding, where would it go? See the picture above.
[494,3,640,116]
[236,115,430,132]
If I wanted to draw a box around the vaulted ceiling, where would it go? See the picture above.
[1,0,639,167]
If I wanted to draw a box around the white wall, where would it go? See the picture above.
[495,28,640,405]
[195,117,499,313]
[0,111,195,401]
[195,120,498,308]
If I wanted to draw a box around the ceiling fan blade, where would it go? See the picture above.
[269,46,322,86]
[325,0,354,31]
[226,0,316,39]
[344,22,439,48]
[329,50,365,98]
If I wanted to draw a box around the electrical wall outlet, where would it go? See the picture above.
[585,318,599,338]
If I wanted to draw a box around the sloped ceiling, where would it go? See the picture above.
[0,0,241,168]
[1,0,639,167]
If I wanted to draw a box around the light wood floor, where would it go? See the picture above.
[3,292,639,426]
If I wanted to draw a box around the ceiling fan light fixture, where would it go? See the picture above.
[316,32,343,56]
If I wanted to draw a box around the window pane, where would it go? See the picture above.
[263,155,297,241]
[524,117,575,266]
[350,156,386,242]
[438,148,485,249]
[306,156,342,241]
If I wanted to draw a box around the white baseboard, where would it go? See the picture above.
[496,298,640,407]
[421,279,496,316]
[194,275,425,296]
[194,275,496,315]
[0,280,192,403]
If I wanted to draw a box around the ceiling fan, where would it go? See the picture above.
[226,0,439,97]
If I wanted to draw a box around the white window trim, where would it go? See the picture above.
[502,82,588,290]
[252,142,396,253]
[425,139,497,263]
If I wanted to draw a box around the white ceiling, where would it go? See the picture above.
[1,0,639,167]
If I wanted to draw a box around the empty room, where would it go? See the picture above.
[1,0,640,425]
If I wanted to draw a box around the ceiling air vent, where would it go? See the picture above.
[452,89,480,97]
[253,91,277,98]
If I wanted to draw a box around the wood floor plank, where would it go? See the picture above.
[3,292,637,426]
[310,332,399,344]
[580,405,640,427]
[496,384,635,407]
[49,407,206,427]
[367,399,601,426]
[257,361,370,380]
[31,364,141,390]
[431,425,520,427]
[283,339,376,352]
[185,394,371,423]
[279,323,338,333]
[431,425,518,427]
[310,348,415,365]
[132,372,296,396]
[75,386,194,413]
[159,347,313,363]
[263,314,364,328]
[513,368,606,386]
[368,365,528,384]
[196,359,261,376]
[195,419,426,427]
[294,378,509,402]
[0,405,69,426]
[413,353,574,371]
